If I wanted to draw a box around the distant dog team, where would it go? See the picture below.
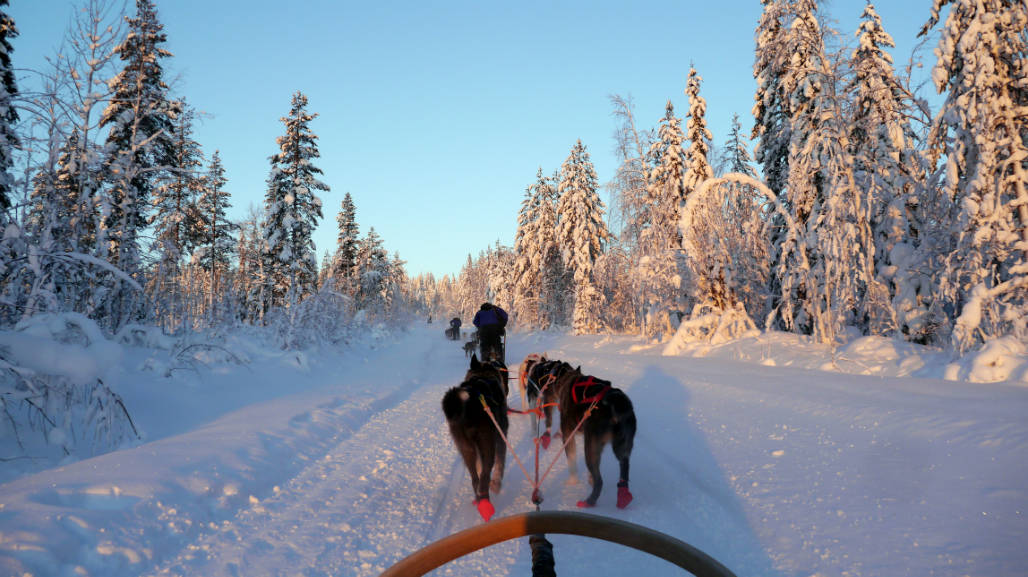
[442,350,636,521]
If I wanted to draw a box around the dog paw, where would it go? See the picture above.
[475,498,495,522]
[576,499,596,508]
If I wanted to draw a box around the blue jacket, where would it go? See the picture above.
[473,306,508,328]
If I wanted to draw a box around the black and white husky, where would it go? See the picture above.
[441,354,509,521]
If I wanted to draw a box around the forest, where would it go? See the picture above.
[0,0,1025,459]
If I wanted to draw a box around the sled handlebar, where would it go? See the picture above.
[379,510,737,577]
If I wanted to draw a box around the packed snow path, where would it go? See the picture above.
[1,325,1025,576]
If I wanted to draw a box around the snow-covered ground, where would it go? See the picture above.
[1,322,1026,576]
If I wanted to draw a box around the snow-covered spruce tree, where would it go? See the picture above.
[681,66,717,312]
[195,150,236,319]
[19,132,99,319]
[557,140,611,334]
[848,1,930,339]
[513,168,562,329]
[485,240,515,316]
[920,0,1028,351]
[724,113,756,178]
[260,91,327,311]
[332,191,359,291]
[456,254,477,321]
[99,0,177,329]
[770,0,890,343]
[638,102,686,341]
[149,100,205,331]
[752,0,793,198]
[353,226,390,317]
[512,173,543,328]
[0,0,18,217]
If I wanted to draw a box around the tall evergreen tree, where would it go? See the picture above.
[354,226,389,314]
[752,0,792,197]
[100,0,177,279]
[557,140,611,333]
[640,102,687,339]
[848,1,925,337]
[0,0,18,217]
[723,113,756,177]
[647,102,687,247]
[195,150,236,297]
[682,67,714,218]
[333,192,359,285]
[920,0,1028,349]
[512,172,543,327]
[260,91,328,309]
[513,168,564,328]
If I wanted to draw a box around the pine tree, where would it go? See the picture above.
[100,0,176,276]
[752,0,792,197]
[724,113,756,177]
[195,150,236,301]
[848,1,926,338]
[512,173,543,327]
[260,91,328,310]
[683,67,714,197]
[354,226,390,315]
[557,140,611,334]
[920,0,1028,350]
[513,168,563,329]
[333,192,359,286]
[640,102,687,340]
[0,0,18,217]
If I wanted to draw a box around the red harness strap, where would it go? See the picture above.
[508,402,558,417]
[571,377,611,405]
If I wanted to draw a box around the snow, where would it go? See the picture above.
[1,321,1026,576]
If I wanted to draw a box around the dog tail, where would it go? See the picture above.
[442,386,471,421]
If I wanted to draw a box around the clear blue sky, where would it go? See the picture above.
[9,1,937,278]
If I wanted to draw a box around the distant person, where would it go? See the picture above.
[473,302,508,361]
[447,317,462,340]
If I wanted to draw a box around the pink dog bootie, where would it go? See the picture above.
[540,430,551,450]
[616,482,633,509]
[475,497,495,521]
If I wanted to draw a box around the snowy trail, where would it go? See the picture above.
[2,326,1026,577]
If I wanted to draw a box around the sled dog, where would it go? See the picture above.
[518,354,574,449]
[551,364,636,509]
[441,354,509,521]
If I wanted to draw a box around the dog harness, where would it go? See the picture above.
[571,376,612,405]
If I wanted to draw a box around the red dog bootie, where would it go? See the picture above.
[540,430,551,450]
[616,482,633,509]
[474,497,495,522]
[576,499,595,508]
